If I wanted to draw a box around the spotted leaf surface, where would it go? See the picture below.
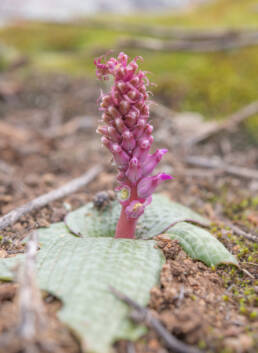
[65,194,209,238]
[0,227,164,353]
[65,194,237,266]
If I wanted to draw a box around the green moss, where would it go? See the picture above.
[222,295,229,302]
[198,340,207,349]
[250,311,257,320]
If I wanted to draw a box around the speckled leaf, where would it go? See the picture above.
[166,222,238,266]
[65,194,237,267]
[0,194,237,352]
[0,226,164,353]
[65,194,209,238]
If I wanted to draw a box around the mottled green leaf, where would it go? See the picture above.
[166,222,238,266]
[65,194,209,238]
[0,228,164,353]
[0,193,237,353]
[65,194,237,267]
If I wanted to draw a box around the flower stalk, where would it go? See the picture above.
[95,52,172,239]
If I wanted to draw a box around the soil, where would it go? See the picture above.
[0,71,257,353]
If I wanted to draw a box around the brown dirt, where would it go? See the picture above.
[0,71,257,353]
[0,284,81,353]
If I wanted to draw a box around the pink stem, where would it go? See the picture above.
[115,205,137,239]
[115,184,138,239]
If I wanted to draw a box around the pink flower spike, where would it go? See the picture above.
[125,157,142,184]
[137,173,172,199]
[95,52,172,239]
[142,149,168,177]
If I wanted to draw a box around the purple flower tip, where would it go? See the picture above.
[95,52,172,220]
[159,173,173,181]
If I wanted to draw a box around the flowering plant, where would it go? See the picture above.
[95,52,172,239]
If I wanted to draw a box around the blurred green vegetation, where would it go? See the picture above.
[0,0,257,139]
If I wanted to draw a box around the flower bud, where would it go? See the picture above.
[96,125,108,137]
[133,119,146,139]
[101,94,113,108]
[118,52,129,66]
[119,100,130,115]
[125,200,145,219]
[130,76,140,87]
[108,126,121,143]
[117,171,127,182]
[101,136,113,151]
[112,144,130,169]
[115,117,127,134]
[117,81,128,94]
[122,130,136,152]
[127,90,137,101]
[117,185,131,205]
[125,157,142,184]
[108,106,121,119]
[142,149,168,177]
[101,112,113,124]
[125,112,137,128]
[137,173,172,199]
[133,136,153,162]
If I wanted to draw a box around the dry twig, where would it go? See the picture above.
[0,165,102,231]
[16,232,47,349]
[185,156,258,181]
[0,233,48,353]
[221,220,258,243]
[110,286,202,353]
[187,101,258,146]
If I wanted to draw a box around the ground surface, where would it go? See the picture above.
[0,71,257,353]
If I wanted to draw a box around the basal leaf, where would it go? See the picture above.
[166,222,238,266]
[65,194,209,238]
[0,230,165,353]
[65,194,237,267]
[0,193,237,353]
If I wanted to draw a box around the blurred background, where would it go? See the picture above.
[0,0,258,125]
[0,0,258,213]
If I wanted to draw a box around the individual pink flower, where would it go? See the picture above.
[95,52,172,239]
